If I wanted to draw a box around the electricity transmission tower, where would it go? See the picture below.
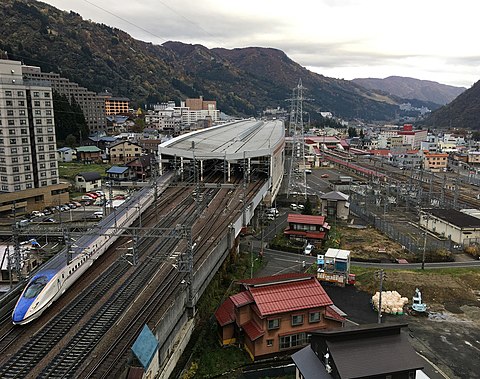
[287,79,310,198]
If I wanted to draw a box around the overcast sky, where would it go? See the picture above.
[42,0,480,88]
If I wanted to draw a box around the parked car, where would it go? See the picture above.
[321,174,329,178]
[93,211,103,219]
[43,209,52,215]
[290,204,297,210]
[31,211,45,218]
[86,193,98,199]
[68,203,77,209]
[304,244,314,255]
[305,169,312,174]
[297,204,305,210]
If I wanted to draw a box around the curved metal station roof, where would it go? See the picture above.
[159,119,285,160]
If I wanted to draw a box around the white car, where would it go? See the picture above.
[304,244,314,255]
[297,204,305,210]
[290,204,297,210]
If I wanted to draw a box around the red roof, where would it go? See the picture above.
[284,229,326,240]
[214,298,235,326]
[248,277,333,316]
[230,291,253,307]
[325,305,346,322]
[242,320,264,341]
[287,214,325,225]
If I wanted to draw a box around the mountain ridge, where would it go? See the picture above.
[0,0,471,126]
[352,76,465,105]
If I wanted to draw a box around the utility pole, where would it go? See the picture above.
[375,269,386,324]
[422,213,428,270]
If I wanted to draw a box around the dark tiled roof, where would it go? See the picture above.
[77,172,101,181]
[328,332,423,377]
[425,208,480,228]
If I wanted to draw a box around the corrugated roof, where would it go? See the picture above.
[249,277,333,316]
[287,214,326,225]
[292,346,332,379]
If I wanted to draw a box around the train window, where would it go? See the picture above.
[24,276,49,298]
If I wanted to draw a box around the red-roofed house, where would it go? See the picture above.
[284,214,330,243]
[214,274,344,360]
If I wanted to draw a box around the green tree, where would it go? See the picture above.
[65,134,77,147]
[53,91,89,145]
[302,197,314,215]
[348,126,358,138]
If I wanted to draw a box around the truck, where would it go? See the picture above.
[317,248,355,286]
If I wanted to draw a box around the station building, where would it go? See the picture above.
[158,119,285,205]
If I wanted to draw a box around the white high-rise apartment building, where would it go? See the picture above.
[0,60,58,192]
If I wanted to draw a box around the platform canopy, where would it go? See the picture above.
[159,119,284,160]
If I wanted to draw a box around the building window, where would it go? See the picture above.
[46,119,52,124]
[20,119,26,125]
[8,120,14,126]
[35,109,41,116]
[267,319,280,330]
[26,183,32,188]
[8,129,15,135]
[279,333,307,350]
[5,90,12,96]
[51,179,57,185]
[13,176,20,182]
[25,174,31,179]
[33,92,40,97]
[22,138,28,144]
[19,110,26,116]
[49,153,55,159]
[309,312,320,323]
[46,110,52,116]
[7,110,14,116]
[44,92,50,98]
[18,100,25,106]
[12,167,19,173]
[23,147,29,153]
[291,314,304,326]
[266,339,273,347]
[34,100,40,106]
[14,185,21,191]
[41,181,47,186]
[50,162,56,168]
[6,100,13,106]
[21,129,27,135]
[2,185,8,191]
[35,119,42,125]
[10,139,16,145]
[0,176,6,181]
[51,170,57,176]
[37,137,44,143]
[25,166,30,172]
[45,101,51,106]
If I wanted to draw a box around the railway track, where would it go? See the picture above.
[0,174,264,378]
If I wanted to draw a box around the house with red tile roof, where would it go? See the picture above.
[284,214,330,244]
[214,273,345,361]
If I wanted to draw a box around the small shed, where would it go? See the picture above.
[57,147,75,162]
[320,191,349,221]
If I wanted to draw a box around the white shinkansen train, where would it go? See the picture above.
[12,176,170,325]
